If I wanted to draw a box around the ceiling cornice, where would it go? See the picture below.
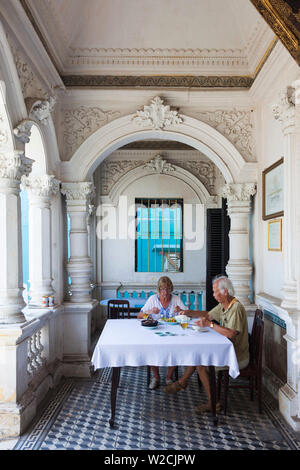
[60,74,254,89]
[19,0,62,74]
[15,0,282,90]
[249,0,300,65]
[60,38,277,89]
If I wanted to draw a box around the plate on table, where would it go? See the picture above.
[192,325,208,332]
[161,319,178,325]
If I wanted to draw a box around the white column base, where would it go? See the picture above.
[67,259,93,303]
[279,384,300,431]
[281,281,298,310]
[0,293,26,324]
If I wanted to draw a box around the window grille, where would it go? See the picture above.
[135,198,183,272]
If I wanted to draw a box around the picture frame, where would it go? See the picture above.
[262,158,284,220]
[268,219,282,252]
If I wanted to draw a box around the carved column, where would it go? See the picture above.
[0,151,33,323]
[273,86,297,309]
[272,80,300,430]
[61,182,95,303]
[220,183,256,307]
[21,174,60,306]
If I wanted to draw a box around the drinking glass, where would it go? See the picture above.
[180,321,189,330]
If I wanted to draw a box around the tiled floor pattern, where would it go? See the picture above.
[14,366,300,450]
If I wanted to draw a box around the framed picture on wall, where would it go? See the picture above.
[268,219,282,251]
[262,158,284,220]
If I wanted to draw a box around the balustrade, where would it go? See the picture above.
[115,284,205,310]
[27,329,46,379]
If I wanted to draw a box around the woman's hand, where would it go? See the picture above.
[149,307,160,315]
[173,306,182,313]
[175,309,188,316]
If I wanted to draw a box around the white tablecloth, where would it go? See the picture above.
[91,319,240,379]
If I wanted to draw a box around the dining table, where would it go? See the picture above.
[91,318,240,426]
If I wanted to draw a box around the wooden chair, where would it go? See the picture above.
[107,299,130,319]
[249,309,263,358]
[218,314,264,414]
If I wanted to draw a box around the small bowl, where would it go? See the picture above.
[192,325,208,332]
[141,319,158,328]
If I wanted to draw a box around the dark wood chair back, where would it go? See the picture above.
[250,315,264,370]
[107,299,130,319]
[249,309,263,359]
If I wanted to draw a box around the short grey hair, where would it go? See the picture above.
[212,275,235,296]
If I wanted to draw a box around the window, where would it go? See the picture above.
[135,198,183,272]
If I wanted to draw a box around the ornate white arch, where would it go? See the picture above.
[13,114,61,177]
[102,157,213,206]
[61,112,255,184]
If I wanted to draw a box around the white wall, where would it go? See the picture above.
[252,44,299,300]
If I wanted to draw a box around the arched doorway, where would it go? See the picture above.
[61,108,257,308]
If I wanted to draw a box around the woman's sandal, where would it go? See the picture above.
[196,402,222,413]
[164,380,187,394]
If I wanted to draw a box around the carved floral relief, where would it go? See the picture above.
[10,43,47,100]
[98,154,217,196]
[194,109,256,162]
[61,106,121,160]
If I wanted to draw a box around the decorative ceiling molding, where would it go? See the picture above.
[60,36,277,89]
[61,74,254,89]
[15,0,279,89]
[66,47,249,76]
[250,0,300,64]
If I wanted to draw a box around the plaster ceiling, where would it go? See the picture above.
[23,0,275,80]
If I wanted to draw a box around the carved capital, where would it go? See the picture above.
[28,96,56,125]
[13,120,34,144]
[133,96,183,130]
[21,174,60,198]
[61,182,95,202]
[143,155,175,174]
[0,151,33,181]
[272,87,295,132]
[220,183,256,202]
[292,78,300,106]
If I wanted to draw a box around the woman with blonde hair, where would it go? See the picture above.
[138,276,188,389]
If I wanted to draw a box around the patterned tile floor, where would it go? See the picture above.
[14,366,300,451]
